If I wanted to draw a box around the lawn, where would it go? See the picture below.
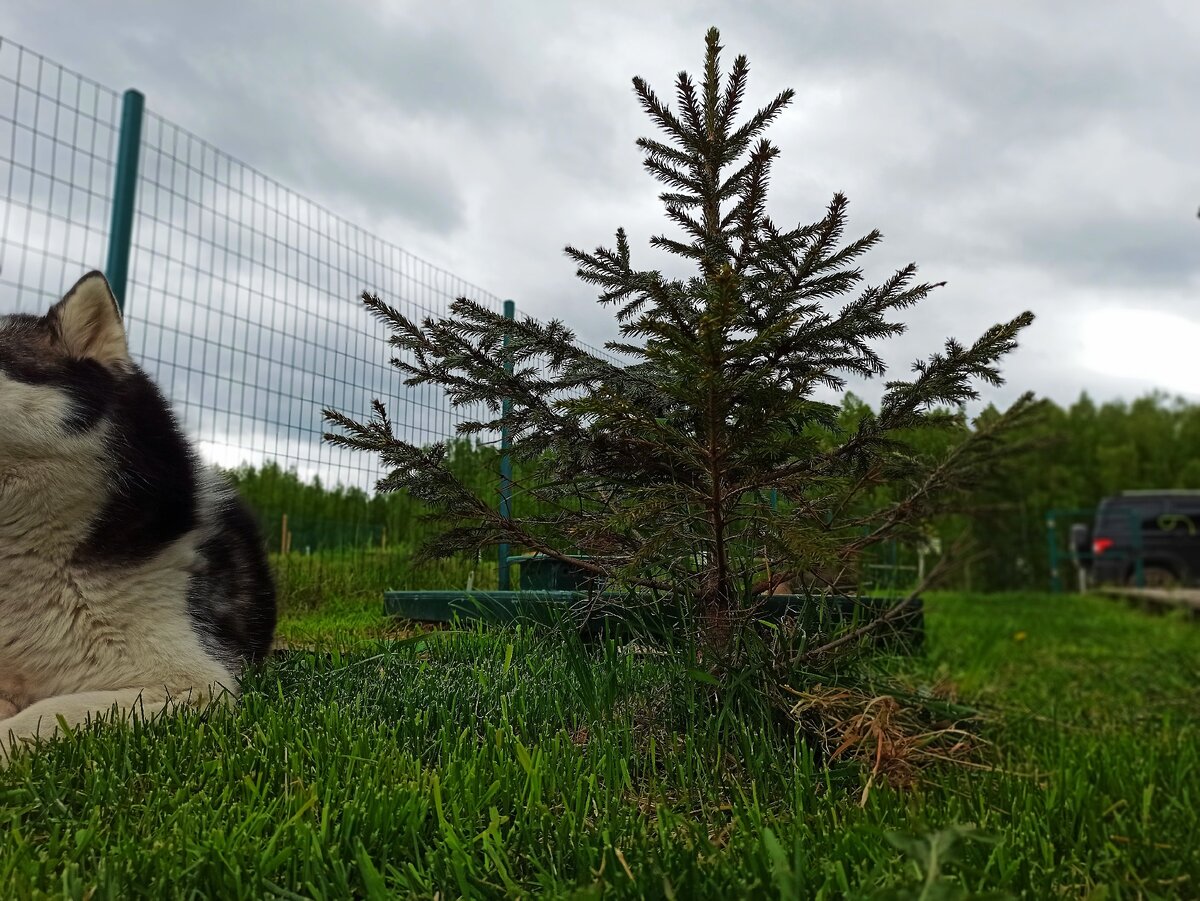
[0,592,1196,899]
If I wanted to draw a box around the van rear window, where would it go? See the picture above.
[1096,498,1200,537]
[1096,502,1166,534]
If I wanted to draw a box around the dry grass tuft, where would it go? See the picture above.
[785,683,984,805]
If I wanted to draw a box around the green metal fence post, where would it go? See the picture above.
[497,299,516,591]
[1131,508,1145,588]
[104,89,144,314]
[1046,514,1061,593]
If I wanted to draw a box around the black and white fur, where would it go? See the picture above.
[0,271,276,762]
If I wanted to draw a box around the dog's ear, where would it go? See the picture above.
[52,271,130,365]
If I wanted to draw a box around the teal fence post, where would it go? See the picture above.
[1131,508,1145,588]
[1046,513,1061,593]
[105,89,145,314]
[497,299,516,591]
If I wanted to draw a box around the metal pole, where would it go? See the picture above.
[105,89,145,314]
[497,299,515,591]
[1132,508,1145,588]
[1045,514,1061,593]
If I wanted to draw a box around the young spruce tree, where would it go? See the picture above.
[325,28,1036,659]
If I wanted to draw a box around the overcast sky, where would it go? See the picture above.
[4,0,1199,417]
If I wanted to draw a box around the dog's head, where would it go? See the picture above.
[0,271,130,459]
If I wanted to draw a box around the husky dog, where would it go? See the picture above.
[0,271,276,762]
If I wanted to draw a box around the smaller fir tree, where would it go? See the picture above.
[325,27,1037,659]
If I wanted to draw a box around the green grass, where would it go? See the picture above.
[1,592,1197,899]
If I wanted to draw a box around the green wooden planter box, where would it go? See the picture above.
[506,554,601,592]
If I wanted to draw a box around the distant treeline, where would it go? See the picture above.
[225,391,1200,592]
[968,390,1200,590]
[226,440,503,555]
[854,390,1200,591]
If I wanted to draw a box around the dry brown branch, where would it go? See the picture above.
[784,683,983,803]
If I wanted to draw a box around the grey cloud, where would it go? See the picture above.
[3,0,1200,445]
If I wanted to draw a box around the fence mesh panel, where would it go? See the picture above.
[0,39,120,311]
[128,108,506,538]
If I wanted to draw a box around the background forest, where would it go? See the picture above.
[229,390,1200,597]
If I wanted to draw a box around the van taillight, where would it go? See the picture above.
[1093,537,1114,555]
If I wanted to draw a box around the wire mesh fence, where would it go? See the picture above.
[0,36,513,602]
[0,40,120,314]
[128,105,507,529]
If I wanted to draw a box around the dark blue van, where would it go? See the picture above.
[1074,490,1200,588]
